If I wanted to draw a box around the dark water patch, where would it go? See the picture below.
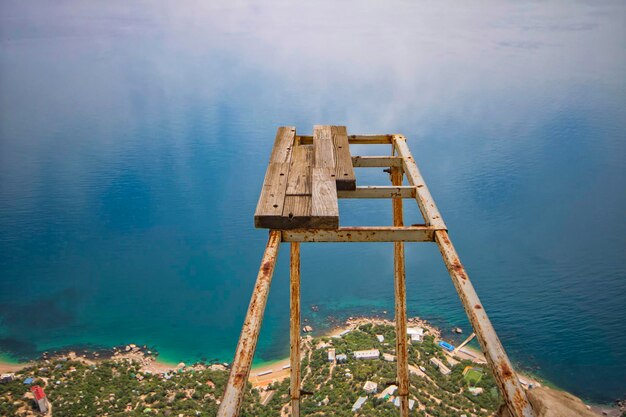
[0,288,78,330]
[0,337,39,362]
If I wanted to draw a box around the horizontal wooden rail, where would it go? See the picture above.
[337,186,415,199]
[281,226,435,242]
[352,156,403,167]
[298,134,392,145]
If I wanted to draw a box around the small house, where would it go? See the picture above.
[393,397,416,410]
[376,334,384,343]
[336,354,347,363]
[407,327,424,343]
[328,348,336,362]
[1,373,14,383]
[429,357,451,375]
[353,349,380,360]
[31,385,48,413]
[363,380,378,394]
[352,396,367,411]
[377,384,397,399]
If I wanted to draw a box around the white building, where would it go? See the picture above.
[363,380,378,394]
[377,384,397,399]
[336,354,347,363]
[429,357,451,375]
[353,349,380,360]
[352,396,367,411]
[407,327,424,342]
[376,334,385,343]
[382,353,395,362]
[393,397,416,410]
[327,348,336,362]
[0,373,15,383]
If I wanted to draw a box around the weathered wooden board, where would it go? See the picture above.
[331,126,356,190]
[269,126,296,163]
[311,168,339,228]
[255,125,361,229]
[254,127,296,228]
[255,127,342,229]
[299,134,392,145]
[313,125,334,169]
[254,162,292,227]
[312,125,356,191]
[285,145,313,196]
[280,145,314,227]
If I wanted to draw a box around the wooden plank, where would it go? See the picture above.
[348,134,392,144]
[337,186,415,199]
[311,168,339,228]
[313,125,334,168]
[281,226,435,242]
[254,127,296,228]
[254,163,292,227]
[332,126,356,191]
[300,134,392,145]
[283,196,312,219]
[352,156,403,168]
[269,126,296,163]
[285,145,313,195]
[282,144,313,227]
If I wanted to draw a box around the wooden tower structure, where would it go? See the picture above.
[217,126,535,417]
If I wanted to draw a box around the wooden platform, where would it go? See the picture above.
[254,125,356,229]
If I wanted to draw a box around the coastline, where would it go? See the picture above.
[0,316,533,381]
[0,315,620,414]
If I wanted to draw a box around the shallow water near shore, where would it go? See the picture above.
[1,0,625,404]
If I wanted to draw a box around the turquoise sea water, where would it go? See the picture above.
[1,0,625,404]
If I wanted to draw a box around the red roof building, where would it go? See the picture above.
[30,385,48,413]
[31,385,46,400]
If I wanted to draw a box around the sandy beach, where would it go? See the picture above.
[0,360,29,373]
[0,316,522,389]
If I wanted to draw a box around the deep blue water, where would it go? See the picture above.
[1,0,625,404]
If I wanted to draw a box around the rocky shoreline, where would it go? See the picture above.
[1,316,624,416]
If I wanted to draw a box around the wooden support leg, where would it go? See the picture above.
[217,231,281,417]
[391,166,409,417]
[290,242,301,417]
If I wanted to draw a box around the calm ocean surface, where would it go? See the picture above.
[1,0,625,403]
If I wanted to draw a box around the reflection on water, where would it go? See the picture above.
[1,0,625,403]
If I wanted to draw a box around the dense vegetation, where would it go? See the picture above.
[1,322,502,416]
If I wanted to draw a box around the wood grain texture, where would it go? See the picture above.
[285,145,313,196]
[256,125,357,229]
[311,167,339,228]
[331,126,356,190]
[283,196,312,218]
[254,162,292,227]
[269,126,296,163]
[313,125,334,169]
[254,127,296,228]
